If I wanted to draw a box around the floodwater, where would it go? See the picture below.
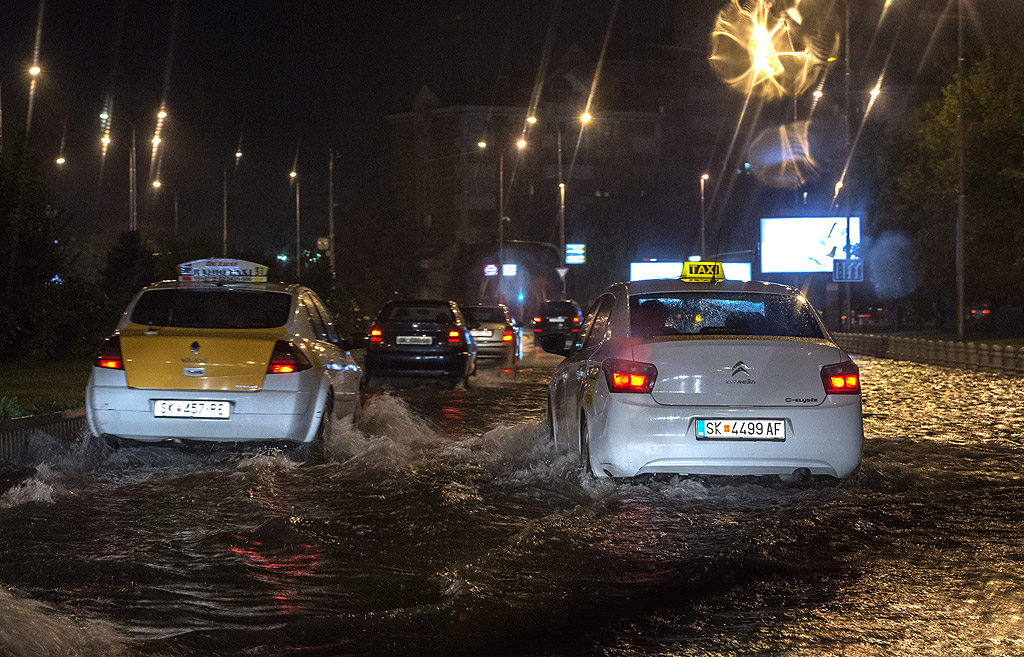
[2,348,1024,656]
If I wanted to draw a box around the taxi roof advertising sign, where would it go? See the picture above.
[680,261,724,282]
[178,259,269,283]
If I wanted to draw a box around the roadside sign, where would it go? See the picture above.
[555,267,569,280]
[832,259,863,282]
[566,243,585,264]
[484,264,498,277]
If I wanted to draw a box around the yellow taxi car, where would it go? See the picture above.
[86,259,362,452]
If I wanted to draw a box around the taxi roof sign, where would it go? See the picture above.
[178,259,269,283]
[680,261,724,282]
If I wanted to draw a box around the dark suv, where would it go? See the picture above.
[532,299,584,339]
[364,300,477,389]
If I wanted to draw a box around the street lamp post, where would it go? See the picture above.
[290,170,300,278]
[101,110,166,232]
[152,179,179,236]
[700,173,709,259]
[0,66,40,155]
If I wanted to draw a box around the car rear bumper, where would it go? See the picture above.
[587,394,863,479]
[365,349,472,377]
[85,368,322,444]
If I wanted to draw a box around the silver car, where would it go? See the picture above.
[461,304,521,366]
[542,278,863,482]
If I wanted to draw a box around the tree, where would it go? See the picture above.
[875,52,1024,326]
[0,137,80,359]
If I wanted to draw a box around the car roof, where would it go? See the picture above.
[387,299,453,306]
[621,279,802,297]
[140,279,299,294]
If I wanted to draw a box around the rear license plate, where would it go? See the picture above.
[696,419,785,440]
[397,335,432,345]
[549,316,566,323]
[470,329,493,337]
[154,400,231,419]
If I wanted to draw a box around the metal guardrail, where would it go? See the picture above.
[0,409,86,462]
[834,333,1024,376]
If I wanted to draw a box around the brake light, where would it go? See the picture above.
[573,316,580,323]
[821,360,860,395]
[94,336,123,370]
[267,340,312,374]
[534,316,542,324]
[602,358,658,394]
[502,331,514,342]
[369,327,383,343]
[448,329,462,344]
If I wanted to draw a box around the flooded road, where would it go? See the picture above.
[2,347,1024,656]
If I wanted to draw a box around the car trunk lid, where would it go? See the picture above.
[629,336,841,407]
[119,326,287,391]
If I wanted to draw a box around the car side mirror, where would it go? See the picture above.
[540,333,571,356]
[345,332,369,350]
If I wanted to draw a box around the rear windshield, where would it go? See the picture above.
[542,301,578,315]
[381,304,454,322]
[131,289,293,329]
[629,292,825,339]
[462,307,506,323]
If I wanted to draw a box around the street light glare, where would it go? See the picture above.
[157,110,167,119]
[289,170,297,178]
[101,136,111,145]
[701,173,710,180]
[152,180,162,188]
[28,66,40,76]
[56,156,65,165]
[100,112,109,120]
[477,141,487,149]
[516,139,526,149]
[152,136,161,146]
[526,116,537,124]
[236,150,243,159]
[580,112,592,124]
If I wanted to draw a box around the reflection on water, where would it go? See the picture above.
[0,357,1023,655]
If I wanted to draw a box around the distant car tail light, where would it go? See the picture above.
[602,358,658,394]
[448,328,462,344]
[821,360,860,395]
[573,316,581,323]
[533,316,542,323]
[502,330,514,342]
[369,327,383,343]
[267,340,312,374]
[94,336,124,370]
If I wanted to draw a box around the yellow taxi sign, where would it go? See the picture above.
[178,259,269,283]
[680,261,724,282]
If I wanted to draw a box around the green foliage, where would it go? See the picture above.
[875,51,1024,323]
[0,137,94,360]
[100,230,157,314]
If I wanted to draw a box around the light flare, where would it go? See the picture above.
[710,0,838,100]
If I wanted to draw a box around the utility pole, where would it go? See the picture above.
[956,0,966,341]
[328,150,337,281]
[222,167,228,257]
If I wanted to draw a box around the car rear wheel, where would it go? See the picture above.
[579,413,594,477]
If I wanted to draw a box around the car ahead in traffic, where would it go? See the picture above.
[461,303,520,366]
[542,264,863,483]
[86,259,363,455]
[532,299,583,340]
[363,300,477,389]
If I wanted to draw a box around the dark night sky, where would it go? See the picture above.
[2,0,1022,260]
[1,0,682,255]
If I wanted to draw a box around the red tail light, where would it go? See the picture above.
[602,358,658,394]
[94,336,124,370]
[448,328,462,344]
[369,327,383,343]
[267,340,312,374]
[821,360,860,395]
[502,331,514,342]
[573,316,581,323]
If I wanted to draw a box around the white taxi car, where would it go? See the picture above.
[543,263,863,481]
[86,259,362,450]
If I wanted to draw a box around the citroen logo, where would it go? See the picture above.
[190,341,200,354]
[731,361,751,377]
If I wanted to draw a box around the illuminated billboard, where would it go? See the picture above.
[760,216,860,273]
[630,261,751,282]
